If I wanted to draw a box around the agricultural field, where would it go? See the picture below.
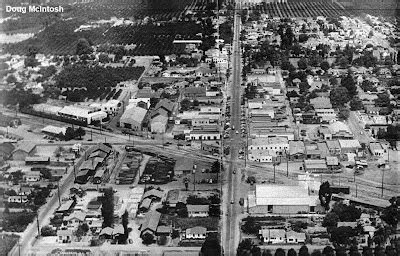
[1,0,212,56]
[247,0,354,18]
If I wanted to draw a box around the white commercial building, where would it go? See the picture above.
[58,105,107,125]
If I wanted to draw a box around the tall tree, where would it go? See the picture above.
[200,236,221,256]
[76,38,93,55]
[101,188,114,227]
[319,181,332,210]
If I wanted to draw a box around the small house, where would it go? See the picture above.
[187,205,209,218]
[185,226,207,240]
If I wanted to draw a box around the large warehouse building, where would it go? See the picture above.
[248,185,320,215]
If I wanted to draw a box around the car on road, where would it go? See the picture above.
[236,130,239,134]
[231,200,234,204]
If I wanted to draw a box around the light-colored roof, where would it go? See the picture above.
[25,156,49,162]
[255,185,318,206]
[151,114,168,124]
[329,121,352,134]
[157,225,172,233]
[58,105,99,118]
[186,226,207,235]
[41,125,67,135]
[304,159,328,169]
[65,211,86,222]
[326,156,339,166]
[338,139,361,149]
[369,142,383,151]
[57,200,74,212]
[187,205,209,212]
[143,189,164,199]
[259,228,286,238]
[286,231,306,240]
[250,137,288,146]
[141,211,161,233]
[57,229,73,236]
[289,141,305,155]
[99,227,113,236]
[139,198,152,209]
[113,224,124,235]
[13,142,36,154]
[120,106,147,124]
[337,222,358,228]
[326,140,340,149]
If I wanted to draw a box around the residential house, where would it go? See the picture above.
[140,211,161,237]
[156,225,172,237]
[120,106,147,131]
[185,226,207,240]
[12,142,36,161]
[56,200,75,214]
[8,195,28,204]
[64,211,86,229]
[182,86,206,99]
[187,205,209,218]
[259,228,286,244]
[25,172,41,182]
[286,231,306,244]
[57,229,73,243]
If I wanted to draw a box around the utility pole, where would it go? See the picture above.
[286,149,289,177]
[193,164,197,191]
[57,179,61,207]
[36,211,40,237]
[273,159,276,183]
[381,169,385,197]
[355,183,358,197]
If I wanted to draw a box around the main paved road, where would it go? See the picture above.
[224,3,242,255]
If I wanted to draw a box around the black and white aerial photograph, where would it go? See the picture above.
[0,0,399,255]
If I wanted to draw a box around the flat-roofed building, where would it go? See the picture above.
[58,105,107,125]
[120,106,147,131]
[249,185,319,214]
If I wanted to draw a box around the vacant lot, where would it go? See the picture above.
[161,215,219,231]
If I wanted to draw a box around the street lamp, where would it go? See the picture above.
[193,164,197,191]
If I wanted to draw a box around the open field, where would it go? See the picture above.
[246,1,354,18]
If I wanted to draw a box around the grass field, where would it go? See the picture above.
[161,215,219,231]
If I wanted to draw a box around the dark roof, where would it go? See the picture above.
[155,99,174,113]
[0,142,15,155]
